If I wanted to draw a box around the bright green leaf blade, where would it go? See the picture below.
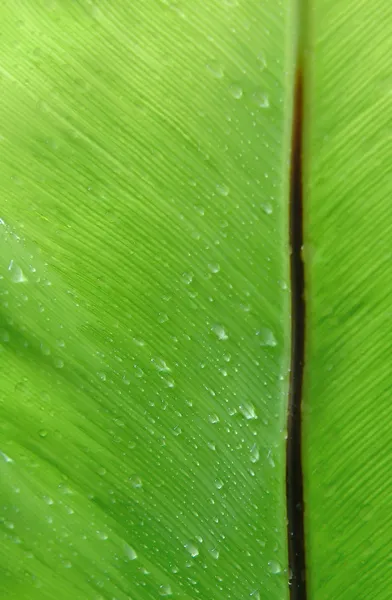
[0,2,295,598]
[303,0,392,598]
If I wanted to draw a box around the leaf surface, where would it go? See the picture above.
[0,2,296,598]
[303,0,392,598]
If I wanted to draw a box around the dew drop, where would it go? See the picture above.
[134,366,144,378]
[253,91,270,108]
[159,584,173,596]
[153,357,171,373]
[267,450,276,468]
[216,183,230,197]
[257,52,267,69]
[0,451,13,463]
[208,263,220,274]
[239,402,258,420]
[268,560,281,574]
[261,203,273,215]
[250,444,260,463]
[130,475,143,489]
[212,324,228,341]
[208,413,220,424]
[257,327,277,347]
[182,272,194,285]
[8,261,28,283]
[206,61,224,79]
[229,84,243,99]
[125,544,137,560]
[185,542,199,558]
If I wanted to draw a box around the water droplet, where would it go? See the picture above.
[229,84,243,99]
[194,204,205,216]
[212,324,228,341]
[185,542,199,558]
[279,280,288,291]
[257,327,277,347]
[96,531,108,541]
[40,343,51,356]
[253,91,270,108]
[130,475,143,489]
[159,584,173,596]
[125,544,137,560]
[182,272,194,285]
[267,450,276,468]
[268,560,281,574]
[153,357,171,373]
[164,377,175,388]
[172,425,182,436]
[140,566,150,575]
[208,414,220,424]
[261,203,273,215]
[239,402,257,420]
[206,61,224,79]
[250,444,260,463]
[257,52,267,69]
[0,451,13,463]
[8,261,28,283]
[216,183,230,197]
[39,429,48,438]
[134,366,144,378]
[214,478,224,490]
[208,263,220,274]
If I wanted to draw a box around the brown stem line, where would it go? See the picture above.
[286,65,307,600]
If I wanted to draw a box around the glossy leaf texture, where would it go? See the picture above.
[0,2,296,599]
[302,0,392,598]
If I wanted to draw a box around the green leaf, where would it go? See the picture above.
[0,2,296,599]
[302,1,392,598]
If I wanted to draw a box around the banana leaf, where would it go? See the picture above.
[302,1,392,599]
[0,2,294,598]
[1,1,390,599]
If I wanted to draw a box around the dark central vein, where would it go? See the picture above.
[286,65,307,600]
